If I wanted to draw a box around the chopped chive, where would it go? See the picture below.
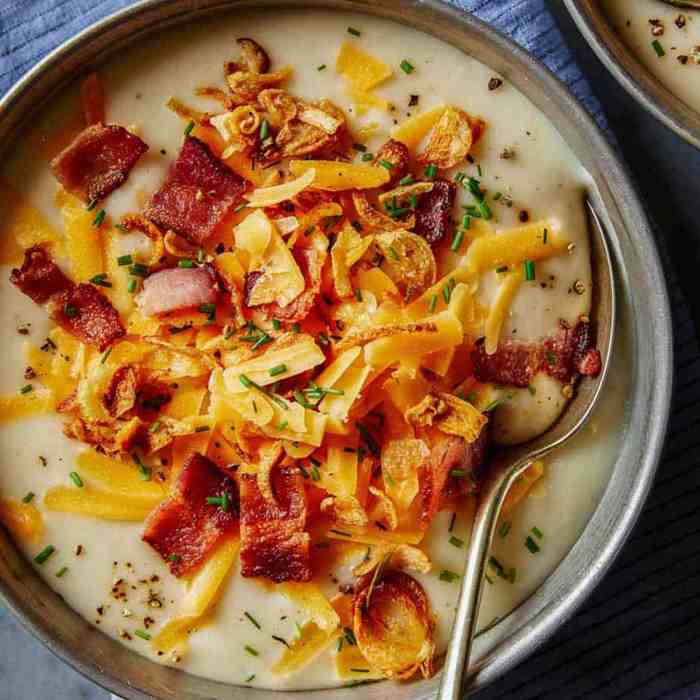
[195,425,210,433]
[424,164,437,179]
[55,566,69,578]
[272,318,281,330]
[259,119,270,141]
[117,254,133,266]
[294,391,314,409]
[277,420,288,431]
[134,629,151,641]
[350,668,370,673]
[499,521,512,538]
[466,177,492,220]
[129,263,149,277]
[496,265,509,273]
[178,258,195,268]
[442,277,455,304]
[100,347,113,365]
[22,492,35,504]
[355,422,380,457]
[448,512,456,533]
[450,468,468,478]
[400,59,415,74]
[451,228,465,252]
[133,453,151,481]
[361,152,374,162]
[317,64,327,71]
[388,245,400,261]
[251,334,272,350]
[244,611,261,629]
[449,535,464,548]
[399,175,415,186]
[353,143,367,152]
[196,248,205,264]
[92,209,106,227]
[428,294,438,313]
[543,228,548,244]
[652,39,665,58]
[347,27,361,36]
[525,535,541,554]
[378,159,394,171]
[234,203,247,213]
[493,192,502,201]
[34,545,55,565]
[455,172,466,184]
[329,529,353,537]
[524,260,535,281]
[310,465,321,482]
[528,385,536,395]
[483,398,504,412]
[184,120,195,136]
[20,384,33,394]
[169,554,180,562]
[69,471,84,488]
[409,194,418,209]
[127,278,138,294]
[291,323,301,333]
[63,304,78,318]
[439,569,460,583]
[337,637,344,652]
[87,199,98,211]
[477,164,483,177]
[271,635,289,648]
[532,526,544,539]
[269,364,287,377]
[245,674,256,683]
[462,214,471,230]
[149,420,162,433]
[239,374,255,389]
[90,273,111,288]
[354,288,363,302]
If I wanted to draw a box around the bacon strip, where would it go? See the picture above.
[136,265,219,317]
[472,318,602,388]
[419,428,488,527]
[414,178,456,245]
[239,466,312,582]
[145,136,246,245]
[142,452,239,577]
[10,246,125,351]
[51,124,148,203]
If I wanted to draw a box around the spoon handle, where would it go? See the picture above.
[436,463,530,700]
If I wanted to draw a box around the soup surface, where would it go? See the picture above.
[600,0,700,113]
[0,9,618,690]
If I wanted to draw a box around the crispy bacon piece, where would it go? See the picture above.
[51,284,125,352]
[472,317,602,387]
[145,136,246,245]
[136,265,219,317]
[419,429,488,526]
[142,452,239,577]
[9,246,71,304]
[414,178,456,245]
[246,245,327,323]
[50,124,148,203]
[373,139,410,187]
[239,466,312,582]
[11,246,125,351]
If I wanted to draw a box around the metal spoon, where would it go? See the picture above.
[437,199,616,700]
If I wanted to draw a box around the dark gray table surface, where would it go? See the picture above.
[3,2,700,699]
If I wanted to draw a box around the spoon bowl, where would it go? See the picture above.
[437,198,616,700]
[658,0,700,8]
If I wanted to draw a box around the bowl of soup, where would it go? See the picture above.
[565,0,700,148]
[0,0,672,698]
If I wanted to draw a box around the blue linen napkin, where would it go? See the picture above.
[1,2,698,700]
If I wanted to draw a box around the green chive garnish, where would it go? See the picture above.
[260,119,270,141]
[133,453,151,481]
[524,260,535,281]
[134,630,151,641]
[34,545,55,565]
[354,288,363,302]
[378,159,394,170]
[272,319,281,330]
[22,492,35,504]
[499,521,512,538]
[451,229,464,252]
[90,273,111,287]
[291,323,301,333]
[353,143,367,152]
[20,384,33,394]
[428,294,438,313]
[347,27,361,36]
[448,512,456,533]
[245,645,259,656]
[652,39,665,58]
[100,347,112,365]
[450,469,468,478]
[317,64,327,71]
[55,566,69,578]
[127,279,138,294]
[184,120,195,136]
[239,374,255,389]
[439,569,460,582]
[117,254,133,267]
[532,526,544,539]
[399,175,414,186]
[525,535,540,554]
[63,305,78,318]
[129,263,149,277]
[361,152,374,162]
[269,364,287,377]
[178,258,195,268]
[424,164,437,179]
[92,209,106,227]
[69,471,84,488]
[400,59,415,74]
[449,535,464,548]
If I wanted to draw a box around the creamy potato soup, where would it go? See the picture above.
[600,0,700,112]
[0,9,617,690]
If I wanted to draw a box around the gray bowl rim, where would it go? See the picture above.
[0,1,673,699]
[564,0,700,149]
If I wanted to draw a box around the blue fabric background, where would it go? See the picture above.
[2,1,700,699]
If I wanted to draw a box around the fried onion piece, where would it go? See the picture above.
[118,214,165,268]
[255,440,285,505]
[233,37,270,74]
[375,231,437,303]
[372,139,410,186]
[381,438,427,511]
[352,191,414,232]
[320,495,369,528]
[417,107,485,169]
[226,68,292,105]
[406,392,487,444]
[368,486,398,531]
[378,181,433,208]
[257,88,297,128]
[353,570,436,680]
[353,544,431,576]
